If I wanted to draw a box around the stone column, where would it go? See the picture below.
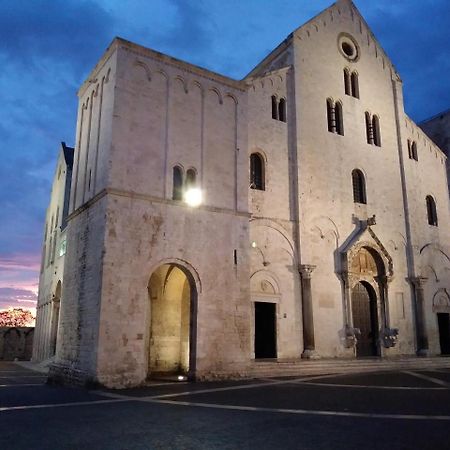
[375,275,389,328]
[410,277,429,356]
[300,264,319,359]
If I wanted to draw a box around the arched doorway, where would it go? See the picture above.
[50,281,61,356]
[349,247,386,357]
[351,282,379,357]
[148,264,197,378]
[437,314,450,355]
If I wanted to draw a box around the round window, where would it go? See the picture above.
[338,34,359,61]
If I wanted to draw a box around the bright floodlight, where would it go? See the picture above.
[184,188,202,207]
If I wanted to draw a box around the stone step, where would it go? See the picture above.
[249,357,450,377]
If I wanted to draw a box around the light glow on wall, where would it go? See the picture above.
[184,188,202,207]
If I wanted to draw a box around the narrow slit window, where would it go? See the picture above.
[373,115,381,147]
[344,69,351,96]
[352,169,366,204]
[365,112,373,145]
[412,142,418,161]
[351,72,359,98]
[278,98,286,122]
[335,102,344,136]
[426,195,438,226]
[172,166,183,201]
[327,98,335,133]
[271,96,278,120]
[186,168,197,189]
[250,153,265,190]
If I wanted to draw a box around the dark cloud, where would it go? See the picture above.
[0,0,115,78]
[361,1,450,121]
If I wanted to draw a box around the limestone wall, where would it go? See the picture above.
[33,146,72,362]
[292,2,414,356]
[401,117,450,355]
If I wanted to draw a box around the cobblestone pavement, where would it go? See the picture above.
[1,361,450,449]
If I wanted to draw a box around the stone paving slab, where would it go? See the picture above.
[0,385,109,408]
[1,400,450,450]
[163,382,450,416]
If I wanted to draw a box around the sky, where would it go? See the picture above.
[0,0,449,315]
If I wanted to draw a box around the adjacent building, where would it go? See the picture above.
[33,143,73,362]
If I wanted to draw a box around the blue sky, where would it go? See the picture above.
[0,0,449,312]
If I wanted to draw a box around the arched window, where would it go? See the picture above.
[327,98,335,133]
[172,166,183,201]
[372,115,381,147]
[412,141,418,161]
[271,96,278,120]
[335,102,344,136]
[278,98,286,122]
[250,153,265,190]
[344,69,351,96]
[351,72,359,98]
[352,169,366,204]
[426,195,438,226]
[186,168,197,189]
[365,112,373,144]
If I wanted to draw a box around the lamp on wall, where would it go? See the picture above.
[184,188,202,207]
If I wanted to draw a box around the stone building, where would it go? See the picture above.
[33,0,450,388]
[33,142,73,362]
[420,109,450,194]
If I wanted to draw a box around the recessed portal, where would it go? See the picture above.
[352,282,378,357]
[254,302,277,359]
[148,264,196,376]
[50,281,61,356]
[437,313,450,355]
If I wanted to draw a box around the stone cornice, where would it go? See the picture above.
[68,188,251,222]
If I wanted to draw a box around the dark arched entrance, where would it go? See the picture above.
[349,246,387,357]
[147,263,197,378]
[351,281,379,357]
[50,281,61,356]
[437,313,450,355]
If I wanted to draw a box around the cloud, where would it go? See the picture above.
[360,1,450,121]
[0,287,38,310]
[0,0,115,77]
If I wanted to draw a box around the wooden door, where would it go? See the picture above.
[352,282,378,357]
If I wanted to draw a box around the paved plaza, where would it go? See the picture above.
[1,361,450,449]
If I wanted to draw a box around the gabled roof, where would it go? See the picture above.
[245,0,401,81]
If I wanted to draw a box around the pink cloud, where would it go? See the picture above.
[0,253,40,310]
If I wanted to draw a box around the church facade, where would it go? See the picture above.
[33,0,450,388]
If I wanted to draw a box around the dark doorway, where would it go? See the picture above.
[438,313,450,355]
[352,282,378,357]
[254,302,277,359]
